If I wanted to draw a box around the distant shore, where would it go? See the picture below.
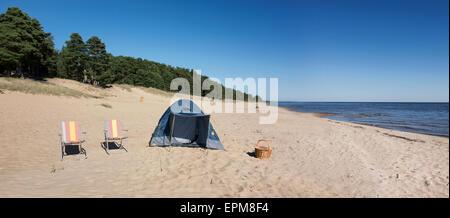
[299,111,449,138]
[278,102,449,138]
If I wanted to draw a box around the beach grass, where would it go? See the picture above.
[0,77,96,98]
[138,86,174,97]
[115,83,174,97]
[115,84,133,92]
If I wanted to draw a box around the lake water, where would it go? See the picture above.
[278,102,449,137]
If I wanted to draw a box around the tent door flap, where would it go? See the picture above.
[168,113,210,147]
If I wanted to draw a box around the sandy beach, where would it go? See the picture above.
[0,78,448,198]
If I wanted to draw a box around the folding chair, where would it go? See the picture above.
[103,120,128,154]
[59,121,87,160]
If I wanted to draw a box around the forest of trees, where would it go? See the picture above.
[0,7,258,100]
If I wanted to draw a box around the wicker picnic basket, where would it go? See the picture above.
[255,139,272,159]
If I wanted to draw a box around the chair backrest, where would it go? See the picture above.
[105,120,121,138]
[61,121,81,143]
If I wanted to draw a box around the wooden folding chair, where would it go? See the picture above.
[103,120,128,154]
[59,121,87,160]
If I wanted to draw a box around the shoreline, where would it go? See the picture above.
[279,105,449,138]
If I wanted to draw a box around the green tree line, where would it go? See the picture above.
[0,7,259,101]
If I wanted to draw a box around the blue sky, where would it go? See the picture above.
[1,0,448,102]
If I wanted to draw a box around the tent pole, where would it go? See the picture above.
[169,114,175,145]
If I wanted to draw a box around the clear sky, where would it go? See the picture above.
[1,0,448,102]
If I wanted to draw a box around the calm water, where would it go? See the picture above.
[278,102,449,137]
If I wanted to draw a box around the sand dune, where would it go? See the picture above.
[0,78,448,197]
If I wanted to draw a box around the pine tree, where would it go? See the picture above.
[86,36,108,85]
[58,33,87,81]
[0,7,56,77]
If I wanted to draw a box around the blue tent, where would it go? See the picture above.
[149,99,224,150]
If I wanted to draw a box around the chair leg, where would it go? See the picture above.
[83,145,87,159]
[120,139,128,152]
[105,138,110,155]
[61,143,64,161]
[81,143,87,159]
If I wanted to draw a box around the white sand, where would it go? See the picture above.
[0,78,448,197]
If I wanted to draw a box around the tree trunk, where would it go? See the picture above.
[16,62,24,79]
[83,69,88,83]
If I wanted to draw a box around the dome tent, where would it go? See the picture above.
[149,99,224,150]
